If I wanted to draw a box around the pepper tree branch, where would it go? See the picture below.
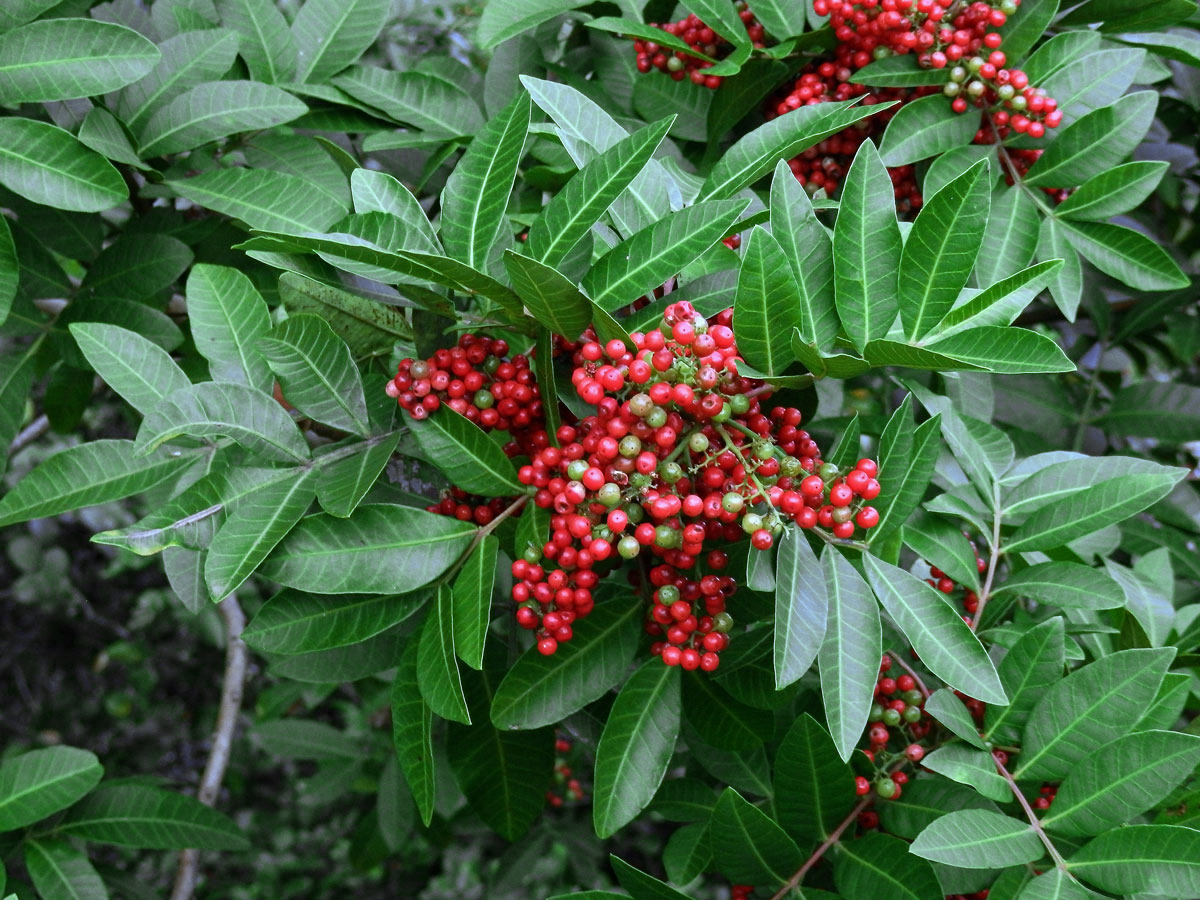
[169,594,248,900]
[768,796,872,900]
[995,757,1069,872]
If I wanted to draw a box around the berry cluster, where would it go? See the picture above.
[731,886,755,900]
[1033,782,1058,812]
[632,3,765,89]
[924,546,988,624]
[852,654,931,816]
[545,734,586,808]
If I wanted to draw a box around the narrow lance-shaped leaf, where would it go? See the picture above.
[0,440,194,528]
[258,314,370,436]
[834,140,902,351]
[900,159,991,340]
[214,0,298,83]
[593,659,681,838]
[440,92,531,271]
[528,116,674,269]
[204,468,319,602]
[0,19,160,104]
[0,118,126,213]
[185,263,273,391]
[0,747,103,832]
[774,714,856,841]
[583,199,750,311]
[135,382,311,463]
[405,407,522,497]
[770,159,838,349]
[1067,825,1200,896]
[491,598,642,730]
[116,29,240,129]
[833,832,944,900]
[138,80,307,157]
[1059,220,1189,292]
[709,788,804,886]
[864,554,1006,704]
[774,525,828,689]
[417,585,471,724]
[1015,647,1174,781]
[0,214,15,328]
[25,839,108,900]
[291,0,391,84]
[452,535,497,671]
[733,228,802,375]
[392,639,436,826]
[974,185,1038,289]
[879,94,981,167]
[910,809,1042,869]
[243,589,426,655]
[58,785,249,850]
[983,616,1065,744]
[503,252,593,339]
[819,548,883,761]
[259,505,475,594]
[170,168,347,234]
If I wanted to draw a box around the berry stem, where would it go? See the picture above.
[995,756,1071,873]
[887,651,931,700]
[988,116,1056,218]
[767,795,873,900]
[444,493,530,584]
[971,489,1003,631]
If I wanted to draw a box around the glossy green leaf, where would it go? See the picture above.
[245,588,423,655]
[709,788,803,885]
[186,263,273,391]
[1024,92,1157,188]
[924,326,1074,375]
[25,838,107,900]
[586,19,716,62]
[1055,161,1168,222]
[865,555,1006,704]
[872,413,940,542]
[0,440,191,528]
[1039,47,1145,127]
[391,639,436,826]
[136,382,309,462]
[291,0,390,83]
[734,228,802,374]
[851,55,950,87]
[214,0,297,83]
[877,777,999,841]
[924,689,988,749]
[879,95,981,167]
[683,672,772,751]
[902,511,980,592]
[703,98,892,200]
[58,785,248,849]
[171,168,347,233]
[612,855,693,900]
[973,186,1038,289]
[0,118,125,213]
[900,159,990,340]
[0,0,61,30]
[0,19,158,104]
[998,0,1060,61]
[268,624,405,682]
[1042,730,1200,837]
[332,67,483,136]
[983,617,1065,743]
[992,562,1124,610]
[417,585,471,724]
[911,809,1042,869]
[834,832,943,900]
[350,169,440,253]
[204,468,318,601]
[663,822,711,885]
[1016,870,1088,900]
[774,525,828,689]
[260,505,475,594]
[745,0,808,39]
[503,252,592,339]
[770,159,838,348]
[451,535,496,670]
[583,199,749,311]
[492,599,641,729]
[259,314,369,436]
[253,719,362,759]
[1067,825,1200,895]
[593,659,681,838]
[774,714,855,841]
[477,0,588,49]
[929,260,1063,339]
[921,744,1010,803]
[0,747,102,831]
[116,29,239,129]
[406,407,521,497]
[440,93,530,270]
[70,311,188,410]
[1015,647,1174,781]
[833,139,902,351]
[138,80,306,157]
[679,0,749,44]
[819,548,883,761]
[1005,469,1186,552]
[1062,0,1195,31]
[528,116,673,269]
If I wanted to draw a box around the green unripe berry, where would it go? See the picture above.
[473,389,495,409]
[645,406,668,429]
[831,506,854,525]
[619,435,643,458]
[524,545,542,564]
[903,689,924,706]
[712,611,734,633]
[566,460,589,481]
[780,455,802,477]
[741,512,764,534]
[688,431,710,453]
[625,503,645,524]
[658,584,680,604]
[818,462,839,481]
[483,356,501,375]
[870,703,886,721]
[950,65,968,82]
[711,402,731,423]
[944,81,962,98]
[666,55,684,72]
[1010,94,1027,111]
[882,708,902,727]
[966,79,986,98]
[629,393,654,417]
[617,536,640,559]
[903,705,923,724]
[598,483,622,508]
[721,491,744,514]
[997,83,1015,101]
[730,393,750,415]
[875,779,898,799]
[655,524,680,548]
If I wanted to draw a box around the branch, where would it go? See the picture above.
[8,414,49,458]
[170,595,248,900]
[970,489,1004,631]
[768,796,872,900]
[887,650,931,700]
[995,757,1069,872]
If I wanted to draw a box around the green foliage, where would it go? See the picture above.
[0,0,1197,898]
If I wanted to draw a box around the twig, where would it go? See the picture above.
[170,595,248,900]
[8,414,49,457]
[970,490,1003,631]
[887,650,930,699]
[995,757,1069,872]
[768,796,872,900]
